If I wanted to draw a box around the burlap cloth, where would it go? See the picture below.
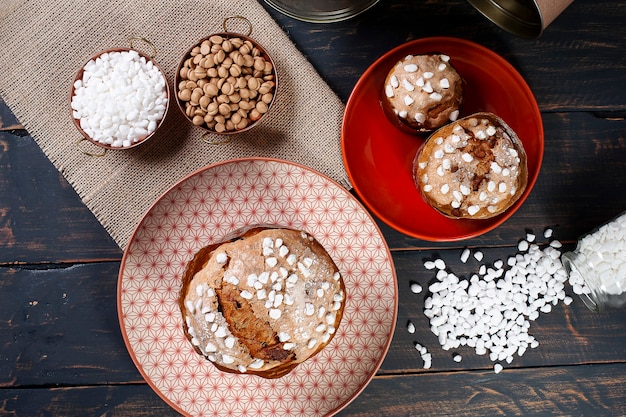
[0,0,349,250]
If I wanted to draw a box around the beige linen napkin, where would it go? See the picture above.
[0,0,348,249]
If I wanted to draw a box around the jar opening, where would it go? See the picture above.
[561,252,600,312]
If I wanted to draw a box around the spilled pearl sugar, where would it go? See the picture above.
[414,342,432,369]
[410,282,423,294]
[407,320,416,334]
[417,232,573,373]
[71,50,168,147]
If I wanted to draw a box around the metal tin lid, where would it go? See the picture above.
[263,0,379,23]
[467,0,544,38]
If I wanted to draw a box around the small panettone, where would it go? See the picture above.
[414,112,528,219]
[179,227,345,378]
[383,53,464,133]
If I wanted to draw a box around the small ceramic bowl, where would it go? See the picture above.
[175,27,278,135]
[70,47,170,151]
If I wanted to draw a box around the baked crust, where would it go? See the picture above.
[383,53,464,133]
[414,112,528,219]
[179,227,345,378]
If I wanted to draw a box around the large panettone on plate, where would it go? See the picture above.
[179,227,345,378]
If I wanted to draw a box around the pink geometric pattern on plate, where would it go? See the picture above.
[118,158,398,417]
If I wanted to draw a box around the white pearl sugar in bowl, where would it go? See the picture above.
[70,48,169,149]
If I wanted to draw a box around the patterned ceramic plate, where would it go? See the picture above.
[118,158,398,416]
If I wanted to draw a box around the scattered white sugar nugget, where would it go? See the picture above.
[518,240,529,252]
[424,260,436,270]
[434,259,446,270]
[418,227,575,369]
[526,233,536,242]
[460,248,471,263]
[544,228,553,239]
[423,355,432,369]
[414,342,433,369]
[474,251,484,262]
[410,283,423,294]
[494,363,503,374]
[453,354,462,363]
[407,321,416,334]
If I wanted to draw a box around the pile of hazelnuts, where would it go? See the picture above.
[176,34,276,133]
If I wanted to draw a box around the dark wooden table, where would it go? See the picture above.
[1,0,625,415]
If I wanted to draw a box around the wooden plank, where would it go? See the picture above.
[261,0,626,112]
[0,262,143,387]
[1,246,625,386]
[1,364,624,416]
[341,364,626,416]
[2,106,625,260]
[0,385,179,417]
[0,128,122,263]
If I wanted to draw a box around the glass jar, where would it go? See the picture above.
[562,211,626,312]
[263,0,379,23]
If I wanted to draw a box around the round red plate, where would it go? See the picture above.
[118,158,397,417]
[342,37,544,241]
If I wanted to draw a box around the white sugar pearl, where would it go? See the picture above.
[424,261,436,270]
[494,363,503,374]
[460,248,471,263]
[410,283,423,294]
[216,252,228,264]
[434,259,446,270]
[407,321,416,334]
[269,308,282,319]
[403,79,415,91]
[550,240,563,248]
